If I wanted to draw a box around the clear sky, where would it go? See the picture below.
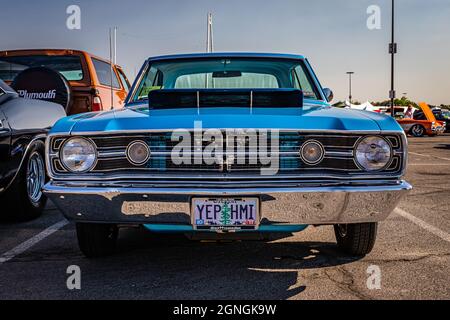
[1,0,449,105]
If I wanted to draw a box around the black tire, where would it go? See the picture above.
[0,141,47,222]
[76,223,119,258]
[334,223,378,256]
[410,124,425,137]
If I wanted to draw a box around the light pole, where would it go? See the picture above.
[206,13,213,53]
[389,0,397,117]
[346,72,354,104]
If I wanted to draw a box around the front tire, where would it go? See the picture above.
[0,141,47,222]
[76,223,118,258]
[410,125,425,137]
[334,223,378,256]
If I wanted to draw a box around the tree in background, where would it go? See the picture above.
[332,101,346,108]
[220,201,232,225]
[372,96,418,108]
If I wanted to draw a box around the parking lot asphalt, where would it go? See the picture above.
[0,135,449,300]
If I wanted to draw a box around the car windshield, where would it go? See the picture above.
[0,55,84,82]
[132,58,320,102]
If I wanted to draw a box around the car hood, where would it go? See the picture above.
[51,102,402,134]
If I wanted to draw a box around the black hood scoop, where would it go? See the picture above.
[148,89,303,109]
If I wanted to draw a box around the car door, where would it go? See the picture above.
[116,67,130,93]
[91,57,124,110]
[114,66,130,108]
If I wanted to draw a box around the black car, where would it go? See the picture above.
[0,80,65,221]
[432,109,450,133]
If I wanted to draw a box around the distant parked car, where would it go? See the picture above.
[432,109,450,133]
[0,80,65,221]
[397,102,444,137]
[0,49,130,115]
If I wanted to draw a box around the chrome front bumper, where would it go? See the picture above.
[44,180,412,226]
[432,125,445,134]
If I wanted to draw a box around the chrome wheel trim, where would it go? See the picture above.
[26,151,45,204]
[412,125,424,137]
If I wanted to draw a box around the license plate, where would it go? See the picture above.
[192,198,260,231]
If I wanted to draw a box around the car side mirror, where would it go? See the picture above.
[323,88,334,102]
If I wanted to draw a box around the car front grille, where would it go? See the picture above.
[49,132,404,178]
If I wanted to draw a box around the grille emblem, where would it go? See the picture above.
[219,156,234,172]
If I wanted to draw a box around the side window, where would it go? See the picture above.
[117,69,130,91]
[92,58,120,89]
[413,111,426,121]
[293,66,318,100]
[0,55,84,82]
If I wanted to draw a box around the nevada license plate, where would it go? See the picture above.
[192,198,260,231]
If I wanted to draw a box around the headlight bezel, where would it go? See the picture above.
[354,136,393,172]
[300,140,325,166]
[126,140,151,166]
[60,137,98,173]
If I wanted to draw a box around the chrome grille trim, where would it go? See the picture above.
[98,151,127,159]
[47,131,406,180]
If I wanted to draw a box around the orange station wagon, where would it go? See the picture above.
[0,49,130,115]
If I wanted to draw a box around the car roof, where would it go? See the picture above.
[0,49,119,67]
[147,52,306,62]
[0,49,87,57]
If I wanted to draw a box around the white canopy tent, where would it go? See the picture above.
[345,100,378,112]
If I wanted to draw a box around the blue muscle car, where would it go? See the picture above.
[43,53,412,258]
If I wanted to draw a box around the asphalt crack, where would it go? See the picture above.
[323,266,374,300]
[364,252,450,264]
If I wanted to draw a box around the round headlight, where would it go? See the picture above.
[300,140,325,165]
[355,136,392,171]
[126,141,150,165]
[61,137,97,173]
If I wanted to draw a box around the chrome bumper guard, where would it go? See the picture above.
[44,180,412,226]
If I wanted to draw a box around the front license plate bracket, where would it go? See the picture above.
[191,197,260,231]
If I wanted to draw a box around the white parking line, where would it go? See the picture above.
[409,163,450,166]
[410,152,450,162]
[395,208,450,243]
[0,220,69,264]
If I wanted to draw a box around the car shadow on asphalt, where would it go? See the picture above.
[0,201,61,226]
[434,144,450,150]
[71,227,361,300]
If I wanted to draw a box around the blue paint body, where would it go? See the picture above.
[51,103,401,134]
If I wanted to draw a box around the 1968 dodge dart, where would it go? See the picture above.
[43,53,412,258]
